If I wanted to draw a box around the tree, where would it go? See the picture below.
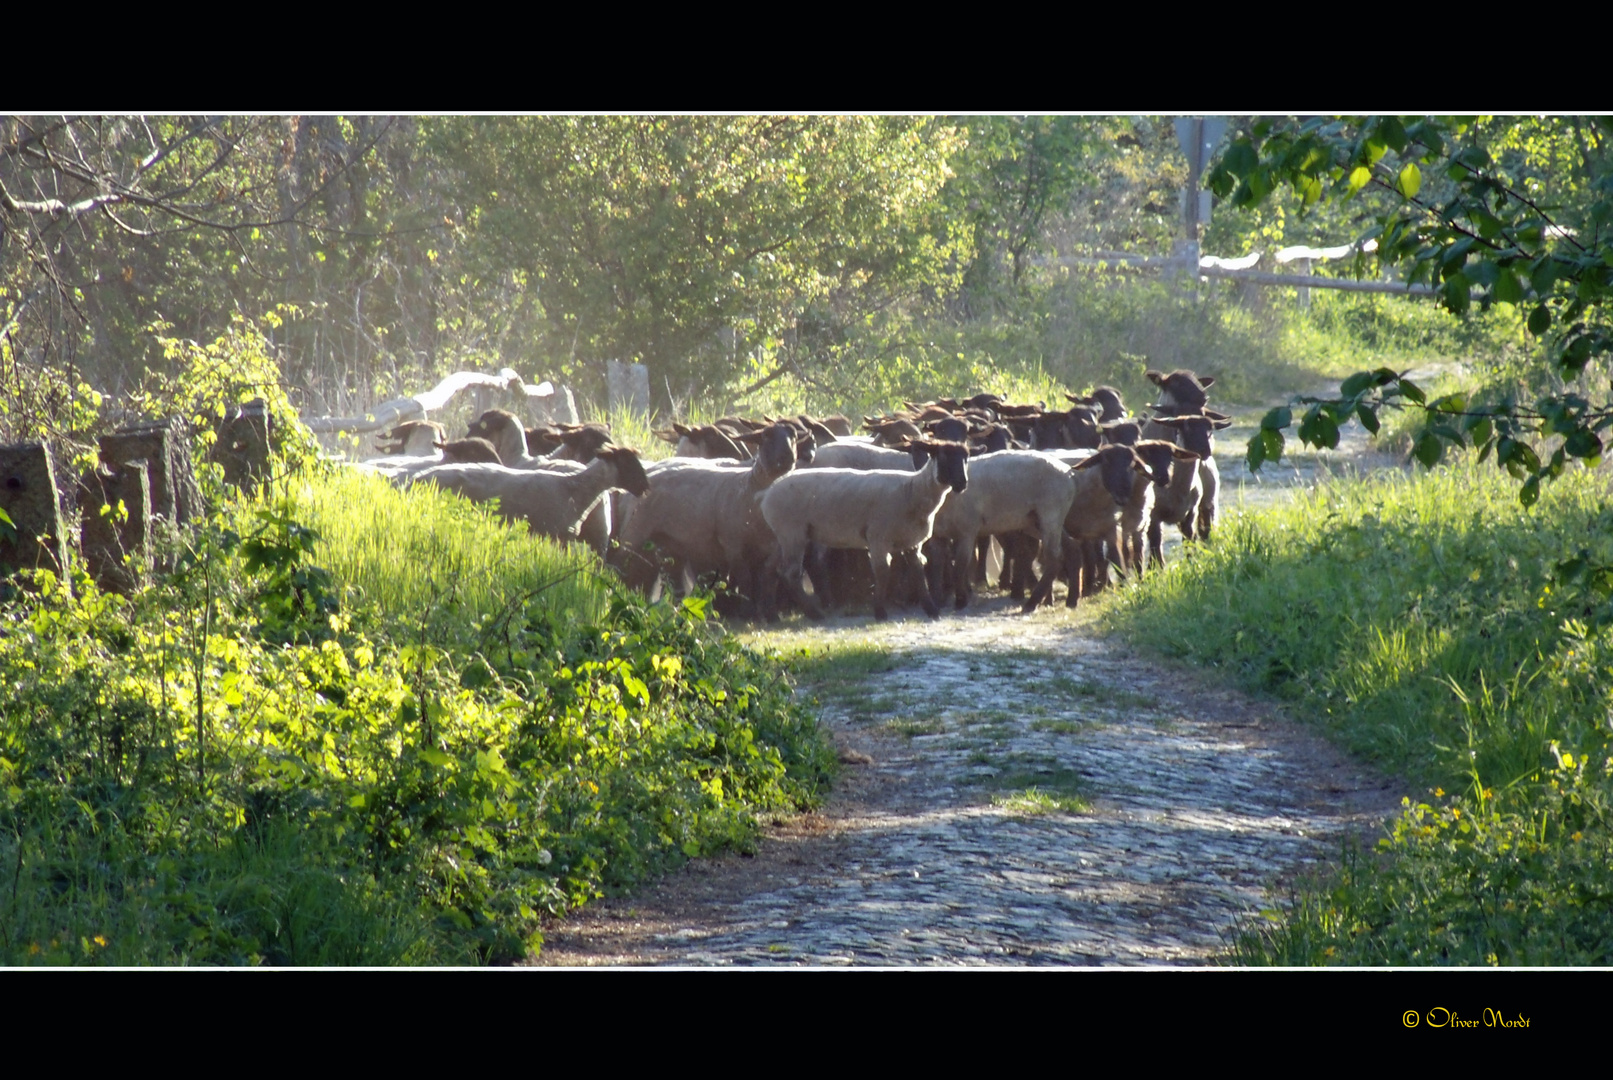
[1207,116,1613,506]
[426,116,967,403]
[0,116,409,444]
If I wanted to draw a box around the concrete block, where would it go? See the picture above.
[0,442,70,578]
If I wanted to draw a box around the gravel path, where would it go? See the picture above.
[534,598,1403,966]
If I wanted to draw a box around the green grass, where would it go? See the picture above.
[990,787,1091,817]
[286,466,608,639]
[1104,456,1613,964]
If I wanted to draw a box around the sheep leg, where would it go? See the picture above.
[953,532,978,610]
[869,546,893,622]
[974,537,991,586]
[1062,533,1083,608]
[901,546,940,619]
[1026,528,1065,612]
[1148,518,1165,569]
[804,541,834,609]
[778,538,825,621]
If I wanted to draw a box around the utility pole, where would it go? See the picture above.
[1173,117,1228,290]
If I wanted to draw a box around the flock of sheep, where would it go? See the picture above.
[355,369,1231,622]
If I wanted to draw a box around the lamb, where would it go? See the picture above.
[467,410,612,468]
[1120,439,1199,576]
[926,450,1076,613]
[615,422,800,612]
[659,422,748,460]
[410,446,651,555]
[760,440,970,621]
[1143,409,1231,543]
[1066,386,1127,423]
[1043,444,1157,606]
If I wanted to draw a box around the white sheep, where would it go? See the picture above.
[759,440,970,621]
[410,447,650,556]
[614,424,801,611]
[926,449,1076,612]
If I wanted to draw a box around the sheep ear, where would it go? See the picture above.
[1071,454,1101,470]
[1146,370,1165,386]
[1213,417,1233,430]
[1199,376,1215,389]
[1152,416,1185,427]
[1172,448,1202,461]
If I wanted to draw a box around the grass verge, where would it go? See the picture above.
[1104,458,1613,965]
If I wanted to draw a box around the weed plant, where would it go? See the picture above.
[0,468,834,966]
[1105,459,1613,964]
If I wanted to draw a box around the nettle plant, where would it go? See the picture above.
[1209,116,1613,503]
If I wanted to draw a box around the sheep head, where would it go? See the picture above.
[1074,444,1151,505]
[1146,369,1216,413]
[904,438,969,494]
[597,446,652,497]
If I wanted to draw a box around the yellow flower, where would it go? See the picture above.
[1433,787,1445,797]
[93,935,107,947]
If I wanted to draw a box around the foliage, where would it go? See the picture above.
[428,116,968,403]
[1207,116,1613,505]
[1105,461,1613,964]
[0,471,832,965]
[943,117,1114,310]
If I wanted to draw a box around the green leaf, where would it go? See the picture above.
[1396,162,1422,199]
[1493,269,1525,305]
[1222,141,1258,178]
[1398,378,1426,405]
[1339,371,1377,398]
[1380,117,1408,154]
[1442,274,1471,315]
[1346,166,1372,196]
[1520,475,1541,508]
[1357,403,1380,434]
[1565,427,1603,459]
[1246,432,1267,472]
[1260,406,1291,430]
[1529,304,1552,336]
[1412,431,1443,468]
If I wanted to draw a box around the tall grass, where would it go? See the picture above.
[283,467,608,635]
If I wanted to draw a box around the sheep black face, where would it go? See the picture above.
[733,422,798,480]
[552,423,614,461]
[1100,420,1142,446]
[1075,444,1150,505]
[600,447,652,497]
[1131,440,1198,489]
[1146,369,1216,413]
[925,416,971,444]
[1148,412,1232,460]
[908,439,969,493]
